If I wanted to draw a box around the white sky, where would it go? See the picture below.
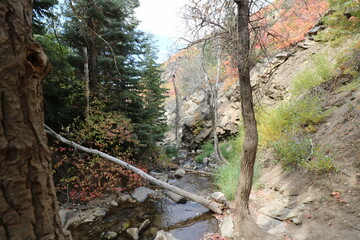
[135,0,190,62]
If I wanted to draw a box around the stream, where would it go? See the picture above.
[69,172,219,240]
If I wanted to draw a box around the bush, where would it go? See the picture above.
[52,109,147,203]
[196,141,214,163]
[258,96,328,145]
[291,54,334,96]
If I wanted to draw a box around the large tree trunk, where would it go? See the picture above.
[233,1,276,239]
[0,1,65,239]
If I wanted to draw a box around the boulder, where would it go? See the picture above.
[174,168,186,178]
[154,230,178,240]
[132,187,156,203]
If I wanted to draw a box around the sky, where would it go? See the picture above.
[135,0,189,63]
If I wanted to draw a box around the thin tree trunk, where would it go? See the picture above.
[0,1,65,239]
[201,45,227,165]
[83,47,90,118]
[233,0,276,239]
[213,43,227,164]
[45,125,223,214]
[88,17,98,96]
[171,74,180,149]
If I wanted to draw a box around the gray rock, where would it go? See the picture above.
[93,208,107,217]
[110,200,118,207]
[210,192,227,204]
[59,209,79,230]
[154,230,178,240]
[174,168,186,178]
[119,193,132,202]
[166,191,187,203]
[202,157,209,165]
[178,150,188,159]
[132,187,156,203]
[126,228,139,240]
[220,215,235,238]
[150,172,168,182]
[139,219,151,235]
[101,231,117,240]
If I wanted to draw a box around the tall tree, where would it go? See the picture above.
[233,1,275,239]
[0,0,65,239]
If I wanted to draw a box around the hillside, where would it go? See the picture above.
[161,3,360,239]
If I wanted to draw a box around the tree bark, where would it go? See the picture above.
[87,17,98,96]
[45,126,223,214]
[171,74,180,150]
[0,1,65,239]
[83,47,90,118]
[233,0,276,239]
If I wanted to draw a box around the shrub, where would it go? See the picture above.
[291,54,334,96]
[52,110,147,203]
[258,96,327,145]
[196,141,214,163]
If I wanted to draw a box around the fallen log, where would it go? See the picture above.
[45,125,223,214]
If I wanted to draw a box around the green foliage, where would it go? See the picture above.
[214,130,262,200]
[316,0,360,42]
[35,33,84,131]
[196,141,214,163]
[164,145,178,158]
[32,0,58,34]
[273,137,312,169]
[291,54,334,96]
[259,96,328,145]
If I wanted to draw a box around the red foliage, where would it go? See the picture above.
[252,0,329,49]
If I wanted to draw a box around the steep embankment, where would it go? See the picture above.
[249,37,360,240]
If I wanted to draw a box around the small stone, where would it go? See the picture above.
[154,230,177,240]
[132,187,156,203]
[210,192,226,204]
[175,168,186,178]
[101,231,117,240]
[183,163,191,169]
[202,157,209,165]
[291,217,302,225]
[126,228,139,240]
[139,219,151,235]
[220,216,235,238]
[110,200,118,207]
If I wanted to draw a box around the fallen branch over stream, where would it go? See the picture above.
[45,125,223,214]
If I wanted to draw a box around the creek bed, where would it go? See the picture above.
[70,173,219,240]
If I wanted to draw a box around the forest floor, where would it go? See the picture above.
[249,81,360,240]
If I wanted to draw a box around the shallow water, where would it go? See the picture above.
[70,173,219,240]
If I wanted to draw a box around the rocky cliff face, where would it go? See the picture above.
[162,26,329,149]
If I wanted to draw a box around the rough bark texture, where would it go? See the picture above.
[0,1,65,239]
[45,126,224,214]
[233,1,276,239]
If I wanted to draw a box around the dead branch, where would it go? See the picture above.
[45,125,223,214]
